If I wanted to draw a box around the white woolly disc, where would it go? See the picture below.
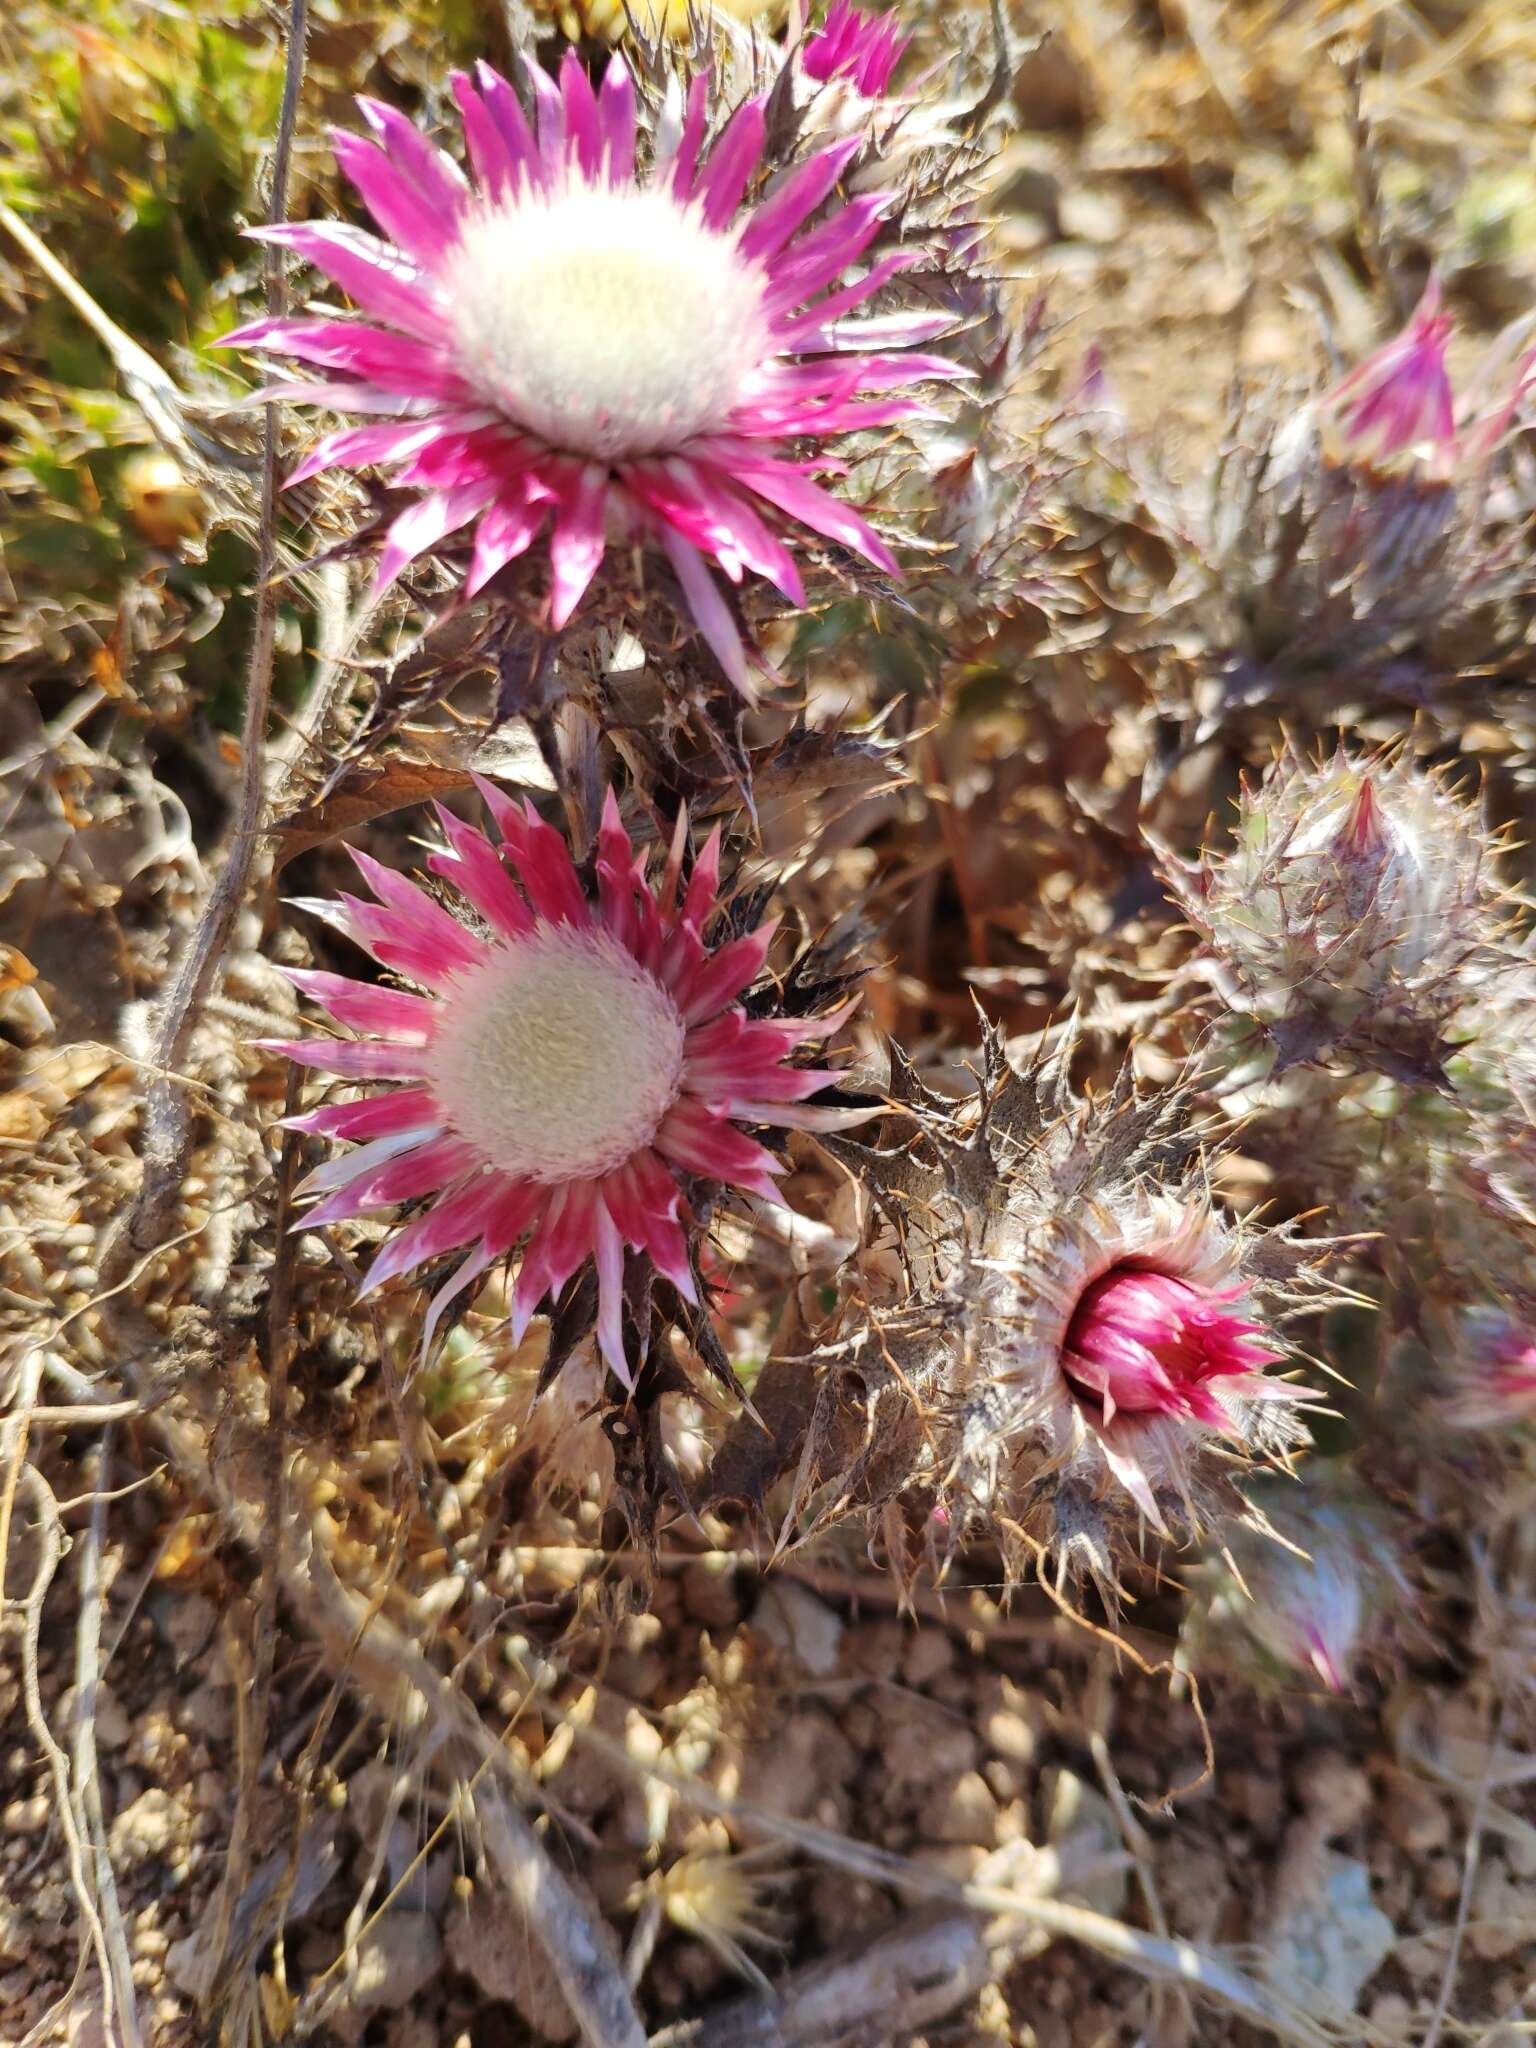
[446,180,770,461]
[428,925,686,1182]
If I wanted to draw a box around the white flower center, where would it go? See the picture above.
[445,181,771,461]
[427,926,686,1183]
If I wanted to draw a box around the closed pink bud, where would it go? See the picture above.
[1062,1268,1281,1431]
[1317,280,1456,479]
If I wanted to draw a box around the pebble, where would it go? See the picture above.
[177,1681,233,1745]
[1469,1860,1536,1962]
[1367,1991,1414,2041]
[1292,1751,1372,1838]
[350,1912,442,2011]
[1041,1770,1128,1919]
[3,1795,48,1837]
[444,1893,578,2040]
[109,1788,182,1866]
[0,1906,26,1962]
[901,1627,955,1688]
[164,1934,203,1998]
[1381,1776,1450,1856]
[1267,1850,1396,2013]
[1226,1769,1285,1835]
[680,1555,743,1633]
[159,1591,218,1663]
[752,1582,843,1677]
[917,1770,998,1847]
[875,1694,979,1787]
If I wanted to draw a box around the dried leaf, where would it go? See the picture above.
[270,722,554,867]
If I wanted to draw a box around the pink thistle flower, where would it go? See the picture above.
[221,55,962,696]
[265,785,863,1387]
[1317,279,1456,478]
[1062,1267,1283,1433]
[1446,1307,1536,1429]
[802,2,912,99]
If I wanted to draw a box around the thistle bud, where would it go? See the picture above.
[1444,1305,1536,1430]
[1316,280,1456,482]
[1203,293,1536,711]
[1183,1476,1407,1696]
[1164,748,1501,1079]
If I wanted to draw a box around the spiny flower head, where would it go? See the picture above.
[1163,747,1501,1080]
[802,2,912,99]
[795,1030,1330,1588]
[266,785,863,1388]
[1445,1305,1536,1430]
[222,55,961,698]
[1183,1475,1407,1697]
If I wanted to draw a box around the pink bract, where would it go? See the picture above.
[221,54,961,695]
[802,2,913,98]
[266,787,862,1386]
[1317,279,1456,476]
[1061,1266,1284,1432]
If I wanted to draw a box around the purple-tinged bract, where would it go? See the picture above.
[268,786,862,1386]
[802,2,912,99]
[1317,279,1456,480]
[222,55,961,695]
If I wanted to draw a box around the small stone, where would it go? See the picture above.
[164,1934,204,1998]
[1266,1850,1395,2014]
[1394,1935,1443,1984]
[1469,1862,1536,1962]
[744,1710,856,1824]
[1382,1777,1450,1857]
[109,1789,182,1866]
[1293,1751,1372,1838]
[680,1556,743,1633]
[351,1913,442,2011]
[901,1627,955,1689]
[1425,1854,1461,1902]
[445,1893,578,2041]
[0,1905,26,1963]
[177,1682,233,1746]
[66,1998,107,2048]
[1226,1770,1285,1834]
[876,1694,979,1788]
[752,1582,843,1677]
[983,1759,1024,1804]
[59,1685,130,1752]
[1368,1992,1413,2041]
[1040,1770,1128,1918]
[3,1795,48,1836]
[918,1770,997,1848]
[978,1675,1048,1767]
[159,1592,218,1664]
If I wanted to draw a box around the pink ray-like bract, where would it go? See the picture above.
[1061,1266,1285,1433]
[802,1,913,98]
[267,788,864,1385]
[221,54,962,695]
[1317,279,1456,477]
